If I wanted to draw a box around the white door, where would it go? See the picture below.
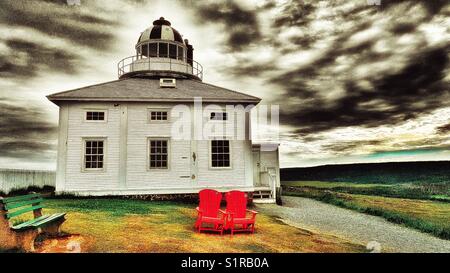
[252,151,261,187]
[174,140,192,183]
[190,140,197,186]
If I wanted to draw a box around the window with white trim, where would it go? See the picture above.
[210,112,227,121]
[84,140,104,169]
[211,140,230,168]
[150,111,168,121]
[149,139,168,169]
[86,111,105,121]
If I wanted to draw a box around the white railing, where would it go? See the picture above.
[267,168,277,200]
[118,55,203,80]
[0,169,55,194]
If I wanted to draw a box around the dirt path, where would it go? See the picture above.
[256,196,450,253]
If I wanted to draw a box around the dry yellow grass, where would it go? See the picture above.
[349,194,450,228]
[27,199,366,253]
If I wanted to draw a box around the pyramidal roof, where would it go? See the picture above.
[47,77,261,104]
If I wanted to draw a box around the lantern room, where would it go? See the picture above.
[118,17,203,80]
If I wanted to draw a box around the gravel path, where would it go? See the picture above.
[256,196,450,253]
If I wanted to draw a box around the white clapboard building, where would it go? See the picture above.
[47,18,280,203]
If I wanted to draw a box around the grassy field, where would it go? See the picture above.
[283,181,393,189]
[3,198,365,253]
[281,161,450,184]
[283,181,450,201]
[283,185,450,239]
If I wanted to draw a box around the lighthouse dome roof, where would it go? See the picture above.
[137,17,184,45]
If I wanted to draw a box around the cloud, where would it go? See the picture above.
[272,0,315,29]
[242,1,450,136]
[436,123,450,135]
[0,1,118,49]
[321,140,385,155]
[0,100,57,160]
[0,0,121,80]
[0,39,80,78]
[0,141,55,160]
[186,0,261,51]
[278,46,449,134]
[219,59,277,77]
[367,146,450,159]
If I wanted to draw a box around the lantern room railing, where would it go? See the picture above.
[118,55,203,80]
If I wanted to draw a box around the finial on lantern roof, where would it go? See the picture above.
[153,17,171,26]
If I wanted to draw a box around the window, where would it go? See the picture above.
[159,78,176,88]
[169,44,177,59]
[211,140,230,168]
[158,43,168,58]
[177,46,184,60]
[84,140,104,170]
[149,140,168,169]
[150,111,168,121]
[149,43,157,57]
[142,44,149,57]
[210,112,227,121]
[86,111,105,121]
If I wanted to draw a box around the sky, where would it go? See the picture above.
[0,0,449,170]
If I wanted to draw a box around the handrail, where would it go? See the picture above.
[267,168,277,200]
[117,55,203,80]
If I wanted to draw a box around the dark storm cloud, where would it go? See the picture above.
[0,39,79,78]
[219,60,277,77]
[376,0,448,15]
[400,137,450,148]
[187,1,261,51]
[207,0,449,161]
[368,146,450,158]
[0,1,118,49]
[272,0,315,29]
[0,141,55,160]
[0,0,120,79]
[256,0,450,135]
[0,101,57,160]
[436,123,450,135]
[280,46,450,134]
[321,140,385,154]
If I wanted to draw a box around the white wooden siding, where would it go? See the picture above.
[194,140,245,187]
[58,101,254,195]
[64,103,121,191]
[126,103,192,189]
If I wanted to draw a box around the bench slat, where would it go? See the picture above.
[4,198,44,210]
[6,205,44,219]
[31,213,66,228]
[1,194,41,204]
[11,215,50,230]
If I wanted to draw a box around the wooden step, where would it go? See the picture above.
[252,190,272,199]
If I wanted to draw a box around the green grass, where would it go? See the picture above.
[46,198,187,217]
[284,188,450,240]
[281,161,450,184]
[282,181,450,201]
[282,181,394,188]
[2,198,365,253]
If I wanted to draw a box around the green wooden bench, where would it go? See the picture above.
[0,193,66,252]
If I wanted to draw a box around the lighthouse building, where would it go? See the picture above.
[47,18,279,202]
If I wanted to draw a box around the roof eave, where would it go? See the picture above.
[46,97,261,104]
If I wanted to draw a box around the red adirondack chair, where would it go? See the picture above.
[194,189,226,234]
[225,190,258,235]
